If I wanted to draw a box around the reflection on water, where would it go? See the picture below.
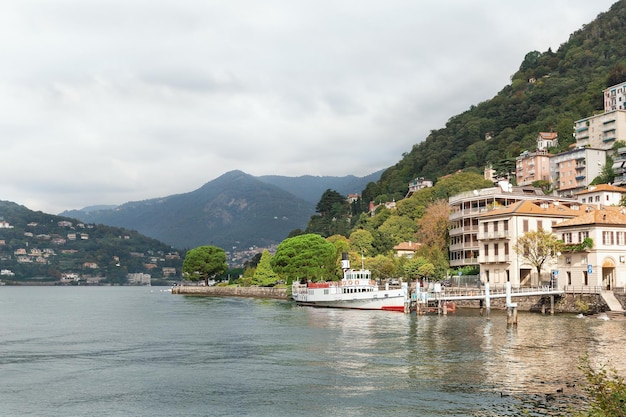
[296,306,626,415]
[1,288,625,417]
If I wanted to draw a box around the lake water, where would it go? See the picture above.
[1,287,625,416]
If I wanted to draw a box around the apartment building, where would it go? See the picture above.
[515,149,551,186]
[551,147,606,197]
[574,110,626,150]
[604,81,626,112]
[448,181,576,269]
[477,200,583,287]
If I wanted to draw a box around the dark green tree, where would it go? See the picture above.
[182,245,228,286]
[271,234,336,283]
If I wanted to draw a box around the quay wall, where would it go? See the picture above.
[454,293,612,314]
[172,285,288,300]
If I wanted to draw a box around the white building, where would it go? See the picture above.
[477,200,582,287]
[553,206,626,291]
[575,184,626,206]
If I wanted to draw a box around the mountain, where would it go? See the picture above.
[62,170,315,251]
[0,200,182,282]
[257,170,384,204]
[362,1,626,204]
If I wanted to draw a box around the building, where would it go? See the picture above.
[392,241,421,258]
[477,200,582,287]
[612,146,626,187]
[552,206,626,291]
[406,177,433,198]
[515,149,551,186]
[574,110,626,150]
[536,132,558,150]
[575,184,626,206]
[448,180,576,269]
[604,81,626,112]
[550,147,606,197]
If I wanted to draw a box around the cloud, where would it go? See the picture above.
[0,0,615,213]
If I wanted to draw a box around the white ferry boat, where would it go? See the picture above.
[291,256,408,312]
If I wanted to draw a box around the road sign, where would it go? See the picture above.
[587,264,593,274]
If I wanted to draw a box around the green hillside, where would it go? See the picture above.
[0,201,182,283]
[363,1,626,203]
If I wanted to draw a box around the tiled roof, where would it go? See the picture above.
[538,132,558,140]
[393,241,421,251]
[553,206,626,228]
[479,200,580,218]
[576,184,626,195]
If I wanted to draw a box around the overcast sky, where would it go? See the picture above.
[0,1,617,214]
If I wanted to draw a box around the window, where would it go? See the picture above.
[484,222,488,233]
[578,231,589,242]
[484,244,489,256]
[567,271,572,285]
[494,243,499,256]
[603,231,615,245]
[565,256,571,264]
[504,242,509,255]
[537,220,543,230]
[523,220,529,232]
[494,221,499,232]
[503,220,509,231]
[583,271,588,286]
[563,233,572,243]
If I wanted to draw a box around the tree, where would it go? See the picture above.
[271,234,336,283]
[349,229,374,256]
[513,230,562,284]
[416,200,451,251]
[403,256,435,282]
[182,246,228,286]
[251,250,280,286]
[578,353,626,417]
[364,254,396,281]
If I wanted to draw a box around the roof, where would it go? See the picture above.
[576,184,626,195]
[393,241,421,251]
[553,206,626,228]
[538,132,558,140]
[479,200,581,219]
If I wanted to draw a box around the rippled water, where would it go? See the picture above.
[1,287,624,416]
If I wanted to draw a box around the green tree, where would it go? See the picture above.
[182,246,228,286]
[577,353,626,417]
[513,230,562,284]
[251,250,280,286]
[403,256,435,282]
[364,254,396,281]
[349,229,374,256]
[271,234,336,283]
[378,215,418,244]
[590,159,615,185]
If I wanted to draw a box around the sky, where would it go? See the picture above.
[0,0,618,214]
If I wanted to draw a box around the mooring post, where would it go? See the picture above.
[484,282,491,317]
[506,282,518,326]
[550,295,554,315]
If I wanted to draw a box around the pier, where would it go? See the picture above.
[411,282,564,322]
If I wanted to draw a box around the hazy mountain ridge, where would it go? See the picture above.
[61,170,382,250]
[258,170,383,203]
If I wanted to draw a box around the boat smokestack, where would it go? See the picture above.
[341,252,350,270]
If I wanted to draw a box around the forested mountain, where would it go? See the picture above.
[63,170,315,251]
[0,201,182,282]
[363,1,626,204]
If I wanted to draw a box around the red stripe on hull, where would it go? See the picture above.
[381,306,405,312]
